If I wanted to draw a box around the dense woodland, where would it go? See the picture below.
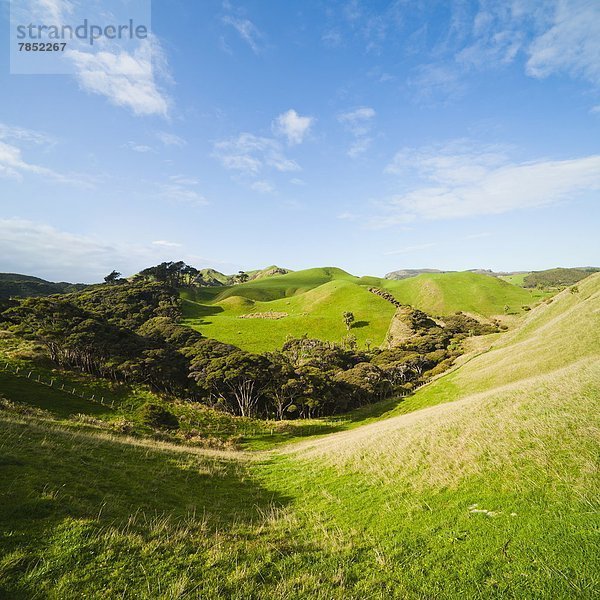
[1,263,498,419]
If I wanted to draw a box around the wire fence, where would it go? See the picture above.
[1,362,116,409]
[1,361,433,436]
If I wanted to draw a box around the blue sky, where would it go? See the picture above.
[1,0,599,282]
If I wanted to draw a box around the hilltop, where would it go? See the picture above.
[0,273,86,300]
[182,267,546,352]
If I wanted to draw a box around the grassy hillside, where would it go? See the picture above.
[380,271,544,316]
[1,274,598,598]
[182,269,547,352]
[0,275,600,600]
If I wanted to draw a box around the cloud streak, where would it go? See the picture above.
[0,123,89,185]
[338,106,376,158]
[374,141,600,225]
[213,133,300,175]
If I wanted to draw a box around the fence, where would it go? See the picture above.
[1,362,117,409]
[1,361,434,436]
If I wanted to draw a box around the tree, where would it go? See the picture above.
[104,270,121,284]
[343,311,355,330]
[235,271,249,284]
[192,351,271,417]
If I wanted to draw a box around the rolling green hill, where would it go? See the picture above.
[0,273,87,300]
[1,274,598,598]
[182,268,547,352]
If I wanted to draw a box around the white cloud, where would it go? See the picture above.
[222,16,263,54]
[156,175,206,206]
[338,107,376,133]
[67,38,171,117]
[348,137,373,159]
[0,218,213,283]
[152,240,182,248]
[322,29,343,47]
[526,0,600,85]
[290,177,306,186]
[250,180,275,193]
[0,123,55,146]
[156,132,186,147]
[337,211,359,221]
[213,133,300,175]
[126,142,153,153]
[23,0,172,117]
[272,109,314,145]
[377,141,600,224]
[408,63,465,104]
[446,0,600,105]
[0,124,88,185]
[338,106,376,158]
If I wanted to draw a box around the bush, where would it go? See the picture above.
[138,403,179,430]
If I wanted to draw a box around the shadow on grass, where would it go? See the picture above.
[243,395,407,450]
[0,372,113,419]
[181,298,224,324]
[351,320,370,329]
[0,417,290,537]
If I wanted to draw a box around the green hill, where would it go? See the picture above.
[0,273,86,300]
[1,274,598,598]
[380,271,545,316]
[523,267,599,289]
[182,269,547,352]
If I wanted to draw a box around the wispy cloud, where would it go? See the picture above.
[156,131,186,147]
[272,109,314,145]
[526,1,600,86]
[375,140,600,225]
[250,180,275,193]
[407,63,465,104]
[152,240,182,248]
[0,218,211,283]
[384,243,436,255]
[126,141,153,153]
[338,106,376,158]
[213,133,300,175]
[159,175,207,206]
[222,15,264,54]
[0,123,89,185]
[0,123,55,146]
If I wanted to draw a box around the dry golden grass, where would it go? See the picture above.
[290,359,600,490]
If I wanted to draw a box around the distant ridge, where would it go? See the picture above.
[0,273,87,300]
[385,269,448,280]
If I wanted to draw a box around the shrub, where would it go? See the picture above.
[138,403,179,430]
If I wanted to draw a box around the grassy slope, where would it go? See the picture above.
[499,273,530,286]
[1,275,598,598]
[380,271,545,316]
[182,268,546,352]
